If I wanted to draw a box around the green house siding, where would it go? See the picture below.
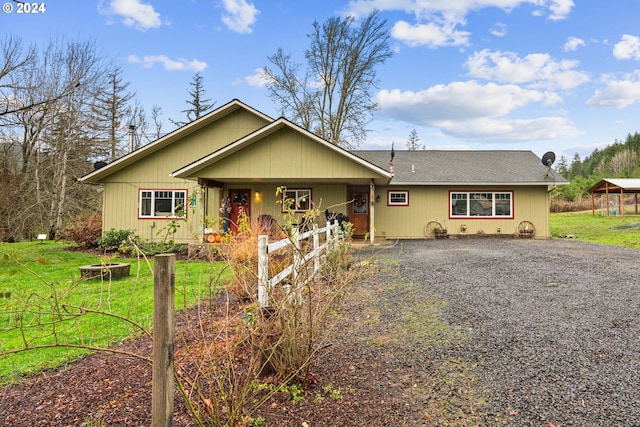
[374,186,551,239]
[103,110,269,183]
[190,127,380,182]
[101,181,204,243]
[82,100,560,244]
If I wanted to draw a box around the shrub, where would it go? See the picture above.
[97,228,135,250]
[56,214,102,247]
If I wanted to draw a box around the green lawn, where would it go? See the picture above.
[2,213,637,382]
[0,241,227,382]
[550,211,640,250]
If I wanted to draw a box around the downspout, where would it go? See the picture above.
[369,179,375,244]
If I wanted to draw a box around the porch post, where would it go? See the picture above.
[369,179,375,244]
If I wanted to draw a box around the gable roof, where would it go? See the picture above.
[354,150,568,186]
[171,117,393,183]
[589,178,640,193]
[80,99,273,184]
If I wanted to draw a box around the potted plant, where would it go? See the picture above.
[434,224,448,239]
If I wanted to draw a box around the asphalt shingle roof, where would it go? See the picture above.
[352,150,568,186]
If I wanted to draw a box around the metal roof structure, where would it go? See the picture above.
[588,178,640,216]
[588,178,640,193]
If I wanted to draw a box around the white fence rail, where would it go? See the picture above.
[257,220,341,307]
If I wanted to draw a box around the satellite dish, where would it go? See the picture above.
[541,151,556,167]
[94,161,108,170]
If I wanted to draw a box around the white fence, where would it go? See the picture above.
[257,220,341,307]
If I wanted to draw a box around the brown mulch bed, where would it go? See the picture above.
[0,287,442,427]
[1,244,480,427]
[0,300,440,427]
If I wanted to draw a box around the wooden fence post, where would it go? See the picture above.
[152,254,175,427]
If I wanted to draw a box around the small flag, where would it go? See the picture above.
[389,142,395,177]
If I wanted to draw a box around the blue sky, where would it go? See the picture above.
[4,0,640,161]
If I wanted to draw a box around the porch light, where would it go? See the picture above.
[254,191,261,200]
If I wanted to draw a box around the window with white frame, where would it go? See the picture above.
[388,190,409,206]
[450,191,512,218]
[139,189,186,218]
[282,188,311,212]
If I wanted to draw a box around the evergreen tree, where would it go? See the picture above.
[406,128,421,150]
[90,67,135,160]
[556,155,568,177]
[170,72,215,127]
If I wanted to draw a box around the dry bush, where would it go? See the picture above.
[56,213,102,247]
[175,209,362,426]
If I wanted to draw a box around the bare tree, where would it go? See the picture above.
[170,72,215,127]
[150,104,163,139]
[601,148,638,177]
[264,10,393,148]
[0,35,36,116]
[90,66,135,160]
[126,101,147,151]
[0,36,113,240]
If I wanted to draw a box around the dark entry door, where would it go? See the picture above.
[349,192,369,237]
[228,189,251,233]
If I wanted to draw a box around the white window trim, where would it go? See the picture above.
[139,189,187,219]
[449,191,513,218]
[387,190,409,206]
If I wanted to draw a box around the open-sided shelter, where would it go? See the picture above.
[588,178,640,216]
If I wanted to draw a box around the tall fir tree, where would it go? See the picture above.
[170,72,215,127]
[406,128,422,150]
[90,67,135,160]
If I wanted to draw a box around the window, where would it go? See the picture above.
[282,188,311,212]
[388,190,409,206]
[139,189,186,218]
[450,191,512,218]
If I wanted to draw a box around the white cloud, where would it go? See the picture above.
[564,36,585,52]
[587,71,640,108]
[99,0,162,31]
[345,0,574,47]
[391,19,470,48]
[346,0,573,19]
[376,82,545,122]
[466,49,590,90]
[220,0,259,34]
[242,68,270,87]
[490,22,507,38]
[439,116,581,141]
[128,54,207,72]
[613,34,640,60]
[547,0,574,21]
[374,81,581,142]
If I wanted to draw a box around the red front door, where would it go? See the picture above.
[228,189,251,233]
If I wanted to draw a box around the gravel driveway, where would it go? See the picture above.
[370,238,640,426]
